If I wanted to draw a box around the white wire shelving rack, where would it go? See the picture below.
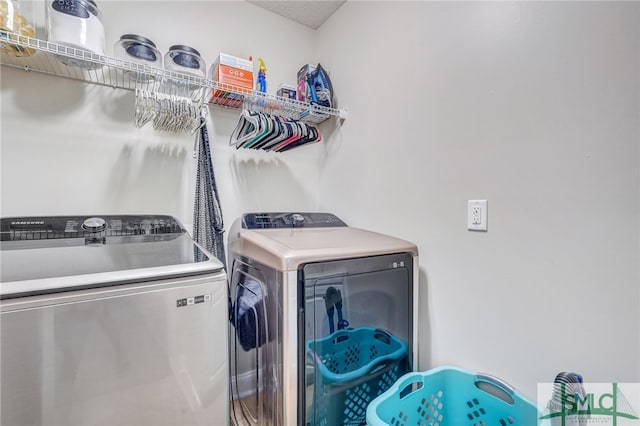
[0,31,346,125]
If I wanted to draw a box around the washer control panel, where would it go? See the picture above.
[1,215,185,241]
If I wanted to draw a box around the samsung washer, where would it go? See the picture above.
[0,215,229,426]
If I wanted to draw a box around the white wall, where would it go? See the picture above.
[316,1,640,399]
[2,0,639,405]
[1,1,322,232]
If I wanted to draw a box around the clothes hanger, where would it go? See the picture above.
[252,114,285,150]
[229,109,322,152]
[269,120,306,152]
[266,119,301,152]
[279,125,321,152]
[229,113,252,145]
[258,117,292,151]
[242,112,273,149]
[230,110,261,147]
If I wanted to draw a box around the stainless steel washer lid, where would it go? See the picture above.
[0,215,224,298]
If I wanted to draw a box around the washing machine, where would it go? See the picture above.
[0,215,229,426]
[227,212,418,426]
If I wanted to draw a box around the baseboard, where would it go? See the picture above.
[232,370,260,400]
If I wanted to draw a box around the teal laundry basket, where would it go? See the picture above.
[366,366,540,426]
[307,327,410,426]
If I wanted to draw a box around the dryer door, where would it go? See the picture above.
[228,258,281,426]
[301,252,413,426]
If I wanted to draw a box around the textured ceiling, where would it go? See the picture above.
[246,1,346,30]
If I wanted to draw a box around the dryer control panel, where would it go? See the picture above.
[241,212,346,229]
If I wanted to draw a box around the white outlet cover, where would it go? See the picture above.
[468,200,488,231]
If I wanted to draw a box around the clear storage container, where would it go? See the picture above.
[164,44,205,78]
[46,0,105,68]
[115,34,162,81]
[0,0,37,57]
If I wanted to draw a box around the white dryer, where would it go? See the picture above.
[0,215,228,426]
[227,212,418,426]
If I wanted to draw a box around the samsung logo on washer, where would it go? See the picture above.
[11,221,44,225]
[176,294,212,308]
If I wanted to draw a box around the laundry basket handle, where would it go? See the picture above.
[373,328,392,344]
[367,359,392,376]
[475,373,516,405]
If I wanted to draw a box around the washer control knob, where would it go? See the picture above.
[82,217,107,233]
[291,213,305,226]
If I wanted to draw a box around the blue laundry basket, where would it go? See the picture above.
[307,327,410,426]
[366,366,540,426]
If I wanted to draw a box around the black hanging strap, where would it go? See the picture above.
[193,118,226,268]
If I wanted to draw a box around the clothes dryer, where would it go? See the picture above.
[227,212,418,426]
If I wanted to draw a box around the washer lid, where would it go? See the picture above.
[1,216,224,298]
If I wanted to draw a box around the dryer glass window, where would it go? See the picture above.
[301,253,413,426]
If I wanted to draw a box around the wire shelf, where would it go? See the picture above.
[0,31,345,124]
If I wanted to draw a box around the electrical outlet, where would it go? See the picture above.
[468,200,488,231]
